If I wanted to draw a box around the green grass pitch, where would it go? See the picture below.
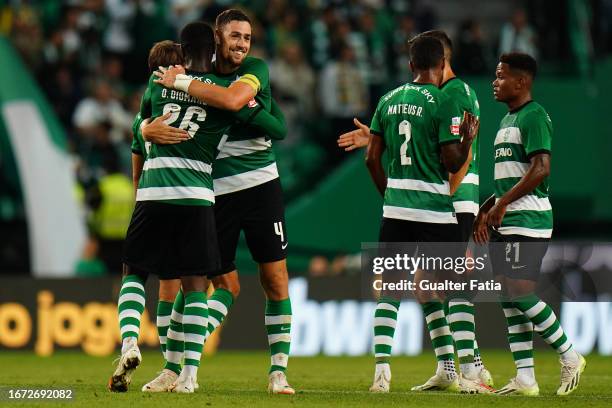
[1,350,610,407]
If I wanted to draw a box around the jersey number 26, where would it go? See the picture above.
[162,103,207,138]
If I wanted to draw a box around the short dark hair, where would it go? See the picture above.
[215,9,251,29]
[148,40,183,72]
[499,52,537,78]
[180,22,215,64]
[420,30,452,56]
[409,35,444,70]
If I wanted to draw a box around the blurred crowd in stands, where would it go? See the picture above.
[1,0,609,275]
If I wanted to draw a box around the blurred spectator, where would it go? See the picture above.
[392,15,418,84]
[9,5,44,71]
[87,157,135,274]
[499,8,538,59]
[269,41,316,144]
[267,9,303,57]
[306,5,338,70]
[74,236,108,277]
[455,19,489,75]
[318,42,369,166]
[43,65,83,137]
[72,79,131,144]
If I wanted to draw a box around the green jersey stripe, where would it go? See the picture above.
[387,178,450,195]
[216,137,272,159]
[383,205,456,224]
[214,162,278,195]
[501,195,552,212]
[143,156,212,174]
[495,178,549,198]
[136,186,215,203]
[494,161,529,179]
[385,189,455,212]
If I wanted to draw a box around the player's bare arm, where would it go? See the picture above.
[154,65,256,112]
[440,111,479,173]
[486,152,550,228]
[140,112,190,144]
[365,134,387,196]
[337,118,371,151]
[449,145,473,195]
[473,194,495,244]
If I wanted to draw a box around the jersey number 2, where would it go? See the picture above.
[399,120,412,165]
[162,103,207,138]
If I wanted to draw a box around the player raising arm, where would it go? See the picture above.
[474,53,585,397]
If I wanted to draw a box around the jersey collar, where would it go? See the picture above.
[440,76,459,89]
[509,100,534,114]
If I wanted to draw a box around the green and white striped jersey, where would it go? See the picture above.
[130,113,149,157]
[370,82,463,224]
[494,101,553,238]
[211,57,278,195]
[441,77,480,215]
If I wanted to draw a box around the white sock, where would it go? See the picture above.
[375,362,390,375]
[460,362,478,380]
[437,360,457,377]
[121,336,137,354]
[560,347,580,364]
[517,367,536,386]
[182,364,198,379]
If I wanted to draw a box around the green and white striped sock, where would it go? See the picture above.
[448,300,476,377]
[182,291,208,377]
[373,298,400,364]
[118,274,146,352]
[206,288,234,338]
[422,301,455,364]
[164,289,184,375]
[448,300,475,363]
[513,295,574,355]
[265,298,292,374]
[501,300,534,379]
[156,300,173,359]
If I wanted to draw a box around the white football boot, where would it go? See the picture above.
[268,371,295,395]
[495,377,539,396]
[108,338,142,392]
[557,352,586,396]
[141,369,178,392]
[479,366,494,388]
[369,363,391,393]
[171,371,197,394]
[458,373,495,394]
[411,371,459,392]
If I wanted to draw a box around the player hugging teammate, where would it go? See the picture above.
[109,10,294,395]
[338,33,585,396]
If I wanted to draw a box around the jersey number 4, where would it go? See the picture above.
[162,103,207,138]
[399,120,412,166]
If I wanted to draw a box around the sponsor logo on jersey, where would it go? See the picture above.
[450,116,461,135]
[495,147,513,158]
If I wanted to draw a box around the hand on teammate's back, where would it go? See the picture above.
[459,111,480,144]
[141,112,190,144]
[337,118,371,151]
[153,65,186,89]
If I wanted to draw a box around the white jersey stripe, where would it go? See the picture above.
[501,195,552,212]
[216,137,272,159]
[494,126,522,145]
[387,178,450,195]
[452,201,479,215]
[383,206,457,224]
[136,186,215,202]
[494,161,529,179]
[460,173,479,185]
[213,163,278,195]
[143,156,212,174]
[497,226,553,238]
